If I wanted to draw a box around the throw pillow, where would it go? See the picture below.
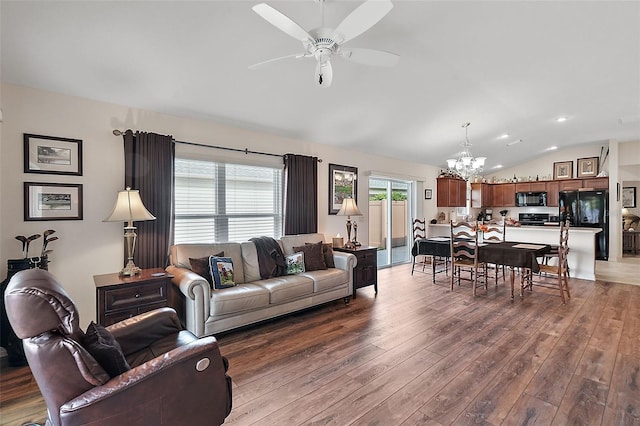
[189,251,224,288]
[293,241,327,271]
[286,252,305,275]
[209,256,237,289]
[82,322,130,378]
[321,243,335,268]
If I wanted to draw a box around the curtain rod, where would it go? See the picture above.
[113,129,322,162]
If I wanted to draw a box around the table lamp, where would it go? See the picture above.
[104,187,156,276]
[337,197,363,249]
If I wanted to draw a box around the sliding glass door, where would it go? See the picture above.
[369,178,412,267]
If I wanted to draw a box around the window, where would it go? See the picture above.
[174,157,283,243]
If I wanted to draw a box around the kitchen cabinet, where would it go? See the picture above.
[491,183,516,207]
[471,183,491,208]
[546,181,560,207]
[559,179,583,191]
[515,182,547,192]
[437,177,466,207]
[582,177,608,189]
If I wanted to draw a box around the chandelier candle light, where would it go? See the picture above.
[337,197,363,249]
[446,122,486,180]
[104,187,156,276]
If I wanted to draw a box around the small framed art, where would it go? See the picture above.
[328,163,357,215]
[24,182,83,221]
[553,161,573,180]
[622,187,636,208]
[24,133,83,176]
[576,157,599,178]
[424,189,433,199]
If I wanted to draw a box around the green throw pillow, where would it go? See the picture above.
[286,252,305,275]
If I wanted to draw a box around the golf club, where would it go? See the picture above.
[42,236,59,256]
[25,234,41,258]
[15,235,27,258]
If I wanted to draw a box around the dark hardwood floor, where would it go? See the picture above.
[2,263,640,425]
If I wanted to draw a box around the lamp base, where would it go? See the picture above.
[343,241,356,250]
[352,240,362,247]
[120,260,141,277]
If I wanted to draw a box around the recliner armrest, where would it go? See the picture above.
[107,307,181,355]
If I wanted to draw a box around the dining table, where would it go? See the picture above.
[411,237,552,299]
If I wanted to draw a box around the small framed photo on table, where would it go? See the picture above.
[553,161,573,180]
[24,182,83,221]
[576,157,599,178]
[24,134,83,176]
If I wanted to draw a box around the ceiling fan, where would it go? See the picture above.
[249,0,399,88]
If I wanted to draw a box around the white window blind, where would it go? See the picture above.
[174,157,283,243]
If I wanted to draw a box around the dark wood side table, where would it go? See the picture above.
[334,246,378,298]
[94,268,174,326]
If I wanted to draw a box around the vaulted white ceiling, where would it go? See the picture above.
[2,1,639,170]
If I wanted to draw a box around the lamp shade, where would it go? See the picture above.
[337,198,363,217]
[104,188,155,223]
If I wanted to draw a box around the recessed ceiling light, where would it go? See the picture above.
[493,165,503,169]
[556,116,568,123]
[545,146,558,151]
[506,139,522,146]
[498,133,510,139]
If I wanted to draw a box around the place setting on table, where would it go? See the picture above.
[411,235,551,298]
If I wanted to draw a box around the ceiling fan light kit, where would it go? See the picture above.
[250,0,399,87]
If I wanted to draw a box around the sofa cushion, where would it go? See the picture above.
[83,322,130,378]
[241,242,261,283]
[253,275,314,304]
[170,243,246,284]
[300,269,350,293]
[286,252,305,275]
[209,257,237,289]
[189,251,224,287]
[280,233,326,255]
[293,241,327,271]
[210,284,270,317]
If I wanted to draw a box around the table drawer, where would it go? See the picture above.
[103,301,168,326]
[102,281,167,313]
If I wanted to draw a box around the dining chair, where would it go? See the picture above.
[411,218,427,275]
[450,220,487,296]
[522,221,571,304]
[540,220,571,278]
[483,221,506,283]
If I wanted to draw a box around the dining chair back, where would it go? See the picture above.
[411,218,427,275]
[450,220,487,296]
[483,221,506,282]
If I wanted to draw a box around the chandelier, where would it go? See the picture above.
[446,122,486,180]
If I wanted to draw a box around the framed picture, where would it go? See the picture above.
[424,189,433,200]
[553,161,573,180]
[328,163,357,214]
[24,133,83,176]
[576,157,599,178]
[622,187,636,208]
[24,182,83,221]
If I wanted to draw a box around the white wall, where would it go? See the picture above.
[0,83,439,327]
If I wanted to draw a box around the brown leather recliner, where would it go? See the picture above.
[4,269,232,426]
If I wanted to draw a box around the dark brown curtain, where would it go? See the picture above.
[123,130,174,269]
[284,154,318,235]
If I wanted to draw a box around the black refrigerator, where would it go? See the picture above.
[559,190,609,260]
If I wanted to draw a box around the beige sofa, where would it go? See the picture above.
[166,233,357,337]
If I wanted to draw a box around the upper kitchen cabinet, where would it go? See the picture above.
[471,183,492,208]
[491,183,516,207]
[582,177,609,189]
[437,177,467,207]
[515,182,547,192]
[546,181,560,207]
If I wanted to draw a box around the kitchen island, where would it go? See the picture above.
[428,223,602,281]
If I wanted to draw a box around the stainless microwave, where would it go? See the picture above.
[515,192,547,207]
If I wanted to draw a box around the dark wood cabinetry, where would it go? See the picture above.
[437,177,466,207]
[546,181,560,207]
[94,268,174,326]
[334,246,377,298]
[582,177,609,189]
[471,183,492,208]
[491,183,516,207]
[515,182,547,192]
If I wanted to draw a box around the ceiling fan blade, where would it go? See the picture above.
[252,3,314,43]
[315,60,333,87]
[248,53,308,70]
[331,0,393,45]
[340,48,399,67]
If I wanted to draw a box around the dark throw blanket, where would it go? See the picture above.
[249,236,286,279]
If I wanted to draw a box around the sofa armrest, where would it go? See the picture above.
[60,336,231,425]
[165,265,211,300]
[165,265,211,337]
[107,308,182,356]
[332,251,357,272]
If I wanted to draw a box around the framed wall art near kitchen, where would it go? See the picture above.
[328,163,357,215]
[24,133,83,176]
[24,182,83,221]
[622,187,636,208]
[576,157,599,178]
[553,161,573,180]
[424,189,433,200]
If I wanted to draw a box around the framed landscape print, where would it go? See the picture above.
[24,133,83,176]
[622,187,636,208]
[576,157,599,178]
[553,161,573,180]
[328,163,357,214]
[24,182,83,221]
